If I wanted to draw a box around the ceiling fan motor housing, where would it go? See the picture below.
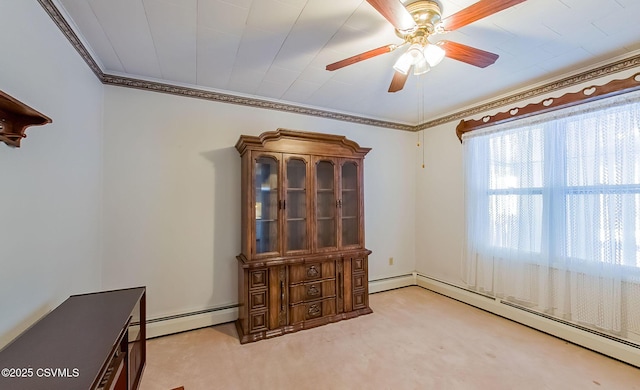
[396,0,443,42]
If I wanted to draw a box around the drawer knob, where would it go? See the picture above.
[308,303,321,317]
[307,265,319,278]
[307,285,320,297]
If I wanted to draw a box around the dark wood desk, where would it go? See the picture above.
[0,287,146,390]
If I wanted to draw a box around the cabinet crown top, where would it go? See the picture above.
[235,128,371,157]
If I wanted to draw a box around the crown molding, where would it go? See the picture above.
[37,0,414,131]
[100,74,415,131]
[419,54,640,131]
[38,0,640,133]
[37,0,104,80]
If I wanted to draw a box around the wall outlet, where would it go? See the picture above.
[388,257,394,266]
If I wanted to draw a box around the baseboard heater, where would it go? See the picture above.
[131,303,239,328]
[133,273,640,358]
[136,274,416,337]
[130,303,239,339]
[416,274,640,367]
[499,300,640,350]
[416,273,495,301]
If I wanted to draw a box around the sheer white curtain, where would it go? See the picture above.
[463,92,640,338]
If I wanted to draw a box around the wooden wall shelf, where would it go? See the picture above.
[0,90,52,147]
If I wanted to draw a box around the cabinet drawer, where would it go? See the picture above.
[353,291,367,310]
[250,269,268,289]
[353,273,366,291]
[289,299,336,324]
[250,290,268,310]
[353,257,366,273]
[250,310,268,333]
[289,261,335,284]
[289,280,336,304]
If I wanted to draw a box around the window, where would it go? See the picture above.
[486,127,544,254]
[467,99,640,269]
[463,94,640,336]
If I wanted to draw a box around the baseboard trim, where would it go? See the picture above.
[415,273,640,368]
[146,274,417,339]
[146,306,238,339]
[369,273,417,293]
[144,272,639,368]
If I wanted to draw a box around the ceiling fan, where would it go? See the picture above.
[326,0,526,92]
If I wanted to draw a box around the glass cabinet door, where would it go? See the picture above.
[285,156,309,253]
[254,155,279,255]
[316,159,337,249]
[341,161,360,247]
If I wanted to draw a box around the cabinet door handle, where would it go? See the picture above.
[280,281,285,312]
[283,200,286,210]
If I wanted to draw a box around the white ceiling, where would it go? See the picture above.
[54,0,640,126]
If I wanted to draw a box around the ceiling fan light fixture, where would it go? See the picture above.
[413,58,431,75]
[393,52,413,74]
[407,43,424,59]
[393,43,426,74]
[423,43,445,67]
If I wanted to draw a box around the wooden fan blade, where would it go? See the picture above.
[366,0,417,32]
[326,44,397,71]
[439,40,499,68]
[441,0,526,31]
[388,71,409,93]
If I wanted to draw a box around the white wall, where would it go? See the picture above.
[415,122,465,284]
[0,1,103,348]
[101,86,416,322]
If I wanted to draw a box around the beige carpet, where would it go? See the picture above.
[139,286,640,389]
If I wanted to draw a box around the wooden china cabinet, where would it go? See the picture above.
[235,129,372,343]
